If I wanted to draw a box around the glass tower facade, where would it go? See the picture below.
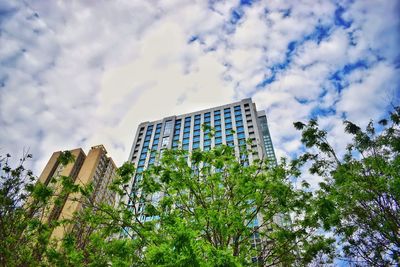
[128,98,276,197]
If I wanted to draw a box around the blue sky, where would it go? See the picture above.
[0,0,399,184]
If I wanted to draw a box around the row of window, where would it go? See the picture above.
[135,103,257,161]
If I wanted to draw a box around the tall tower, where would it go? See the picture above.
[127,98,276,200]
[37,145,117,241]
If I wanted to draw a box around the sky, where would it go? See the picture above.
[1,0,399,185]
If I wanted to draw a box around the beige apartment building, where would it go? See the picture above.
[37,145,117,242]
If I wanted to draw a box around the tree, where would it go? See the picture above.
[0,151,76,266]
[107,144,335,266]
[293,106,400,266]
[1,145,335,266]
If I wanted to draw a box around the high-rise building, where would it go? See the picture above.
[37,145,117,241]
[127,98,276,200]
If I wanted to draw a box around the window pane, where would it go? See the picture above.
[162,137,169,147]
[163,121,173,135]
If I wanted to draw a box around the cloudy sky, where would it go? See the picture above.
[1,0,399,179]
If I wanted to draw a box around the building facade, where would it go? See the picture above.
[127,98,276,201]
[37,145,117,241]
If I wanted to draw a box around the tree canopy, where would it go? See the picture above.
[293,106,400,265]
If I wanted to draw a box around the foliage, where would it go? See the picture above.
[293,106,400,266]
[0,151,77,266]
[104,145,335,266]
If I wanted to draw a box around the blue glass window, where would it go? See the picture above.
[225,118,232,123]
[137,167,144,173]
[195,114,201,119]
[214,120,221,126]
[234,105,241,111]
[238,133,246,139]
[226,134,234,142]
[214,115,221,120]
[174,129,180,135]
[143,141,150,147]
[193,136,200,142]
[139,154,147,160]
[149,158,155,164]
[214,110,220,115]
[183,132,190,138]
[215,131,222,137]
[204,146,211,151]
[182,144,189,150]
[215,137,222,145]
[141,147,148,153]
[182,139,189,145]
[193,142,200,149]
[204,139,211,146]
[155,127,161,134]
[185,117,191,122]
[236,120,243,126]
[204,134,210,140]
[194,130,200,136]
[204,112,210,117]
[173,135,179,141]
[225,123,232,129]
[194,119,201,125]
[145,135,151,141]
[204,117,211,123]
[194,124,201,130]
[227,141,234,147]
[215,125,221,131]
[184,126,190,133]
[239,139,246,145]
[234,110,242,116]
[224,108,230,113]
[235,114,243,120]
